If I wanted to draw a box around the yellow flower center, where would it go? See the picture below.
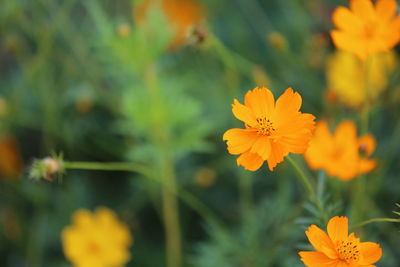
[87,242,100,255]
[364,22,376,40]
[256,117,275,136]
[337,239,360,263]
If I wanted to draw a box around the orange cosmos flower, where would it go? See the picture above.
[299,216,382,267]
[223,87,315,171]
[304,120,376,181]
[134,0,204,49]
[331,0,400,60]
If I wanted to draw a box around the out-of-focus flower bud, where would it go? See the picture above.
[30,156,63,182]
[266,32,288,51]
[186,25,207,47]
[194,167,217,188]
[75,97,94,115]
[117,23,132,38]
[251,66,271,87]
[324,89,338,105]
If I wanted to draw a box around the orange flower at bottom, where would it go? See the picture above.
[299,216,382,267]
[223,87,315,171]
[304,120,376,181]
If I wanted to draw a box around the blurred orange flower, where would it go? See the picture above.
[223,87,315,171]
[304,120,376,181]
[134,0,204,49]
[0,135,23,179]
[299,216,382,267]
[331,0,400,60]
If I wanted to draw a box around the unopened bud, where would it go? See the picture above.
[117,23,131,38]
[266,32,288,51]
[30,156,63,182]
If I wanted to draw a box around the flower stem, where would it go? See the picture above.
[350,217,400,230]
[144,64,182,267]
[286,155,315,197]
[159,150,182,267]
[238,170,254,217]
[286,155,328,223]
[64,160,224,232]
[63,161,153,176]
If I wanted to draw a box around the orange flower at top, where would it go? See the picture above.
[223,87,315,171]
[304,120,376,181]
[331,0,400,60]
[134,0,204,49]
[299,216,382,267]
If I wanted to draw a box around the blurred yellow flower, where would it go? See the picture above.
[223,87,315,171]
[62,207,132,267]
[299,216,382,267]
[134,0,204,49]
[304,120,376,181]
[331,0,400,60]
[326,50,397,108]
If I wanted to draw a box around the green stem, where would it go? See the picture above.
[63,161,153,176]
[143,64,182,267]
[159,150,182,267]
[286,155,328,223]
[352,57,372,222]
[238,170,253,218]
[63,161,224,232]
[350,218,400,230]
[286,155,315,197]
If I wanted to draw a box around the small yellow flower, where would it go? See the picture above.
[326,50,397,108]
[299,216,382,267]
[62,207,132,267]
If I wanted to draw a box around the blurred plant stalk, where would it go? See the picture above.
[351,58,373,224]
[144,64,182,267]
[287,155,328,224]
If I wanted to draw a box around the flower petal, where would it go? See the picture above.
[359,159,377,174]
[332,6,364,33]
[375,0,397,20]
[250,136,271,160]
[358,134,376,156]
[223,128,258,155]
[236,151,264,171]
[334,121,357,146]
[358,242,382,265]
[244,87,275,118]
[266,141,287,171]
[232,99,257,127]
[274,88,302,116]
[327,216,348,244]
[330,30,368,60]
[305,225,337,259]
[299,251,339,267]
[350,0,375,22]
